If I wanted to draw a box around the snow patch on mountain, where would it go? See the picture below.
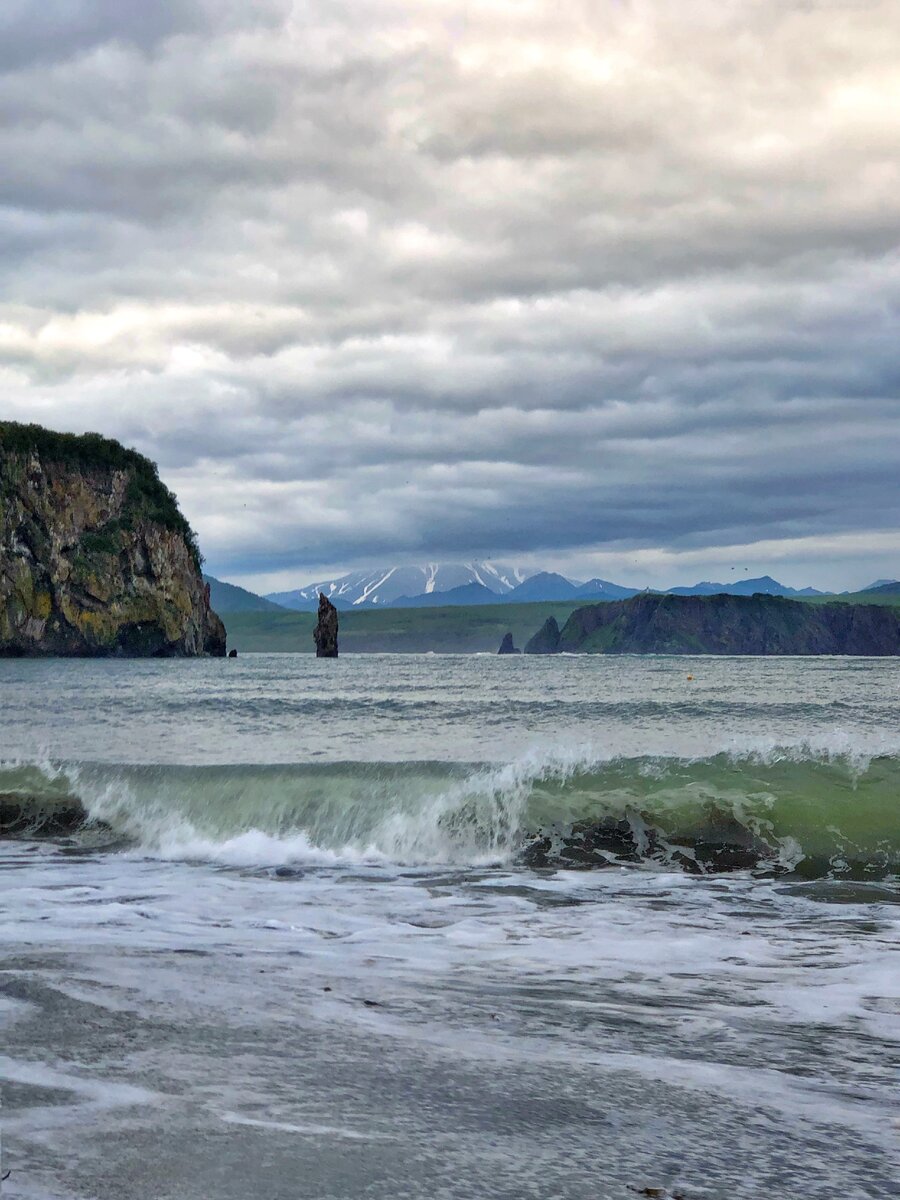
[266,562,532,611]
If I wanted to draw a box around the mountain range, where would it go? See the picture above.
[202,563,898,613]
[388,572,642,608]
[266,562,529,610]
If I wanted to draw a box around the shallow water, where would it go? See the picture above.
[1,654,898,1198]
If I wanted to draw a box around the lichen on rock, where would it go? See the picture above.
[0,421,226,656]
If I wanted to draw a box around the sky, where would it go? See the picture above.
[1,0,899,593]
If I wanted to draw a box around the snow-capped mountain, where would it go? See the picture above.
[260,566,830,612]
[266,562,532,611]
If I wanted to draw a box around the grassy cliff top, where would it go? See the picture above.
[0,420,201,568]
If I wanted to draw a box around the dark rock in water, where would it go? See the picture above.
[228,648,238,657]
[692,841,766,872]
[0,421,226,657]
[522,818,652,868]
[664,810,773,873]
[314,592,339,657]
[523,616,561,655]
[521,815,772,874]
[498,632,520,654]
[0,793,89,837]
[786,856,891,882]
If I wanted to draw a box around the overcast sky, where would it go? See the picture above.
[2,0,899,592]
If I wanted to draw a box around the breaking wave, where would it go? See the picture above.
[1,743,898,878]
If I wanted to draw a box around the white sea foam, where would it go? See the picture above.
[219,1112,394,1140]
[134,826,383,868]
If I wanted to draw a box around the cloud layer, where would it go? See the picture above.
[2,1,899,589]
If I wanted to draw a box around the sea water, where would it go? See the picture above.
[0,654,897,1199]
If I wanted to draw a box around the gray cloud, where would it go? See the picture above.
[1,0,899,590]
[0,1,211,70]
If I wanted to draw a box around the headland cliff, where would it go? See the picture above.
[1,422,225,656]
[525,592,900,655]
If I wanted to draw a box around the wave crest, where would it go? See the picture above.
[0,744,897,878]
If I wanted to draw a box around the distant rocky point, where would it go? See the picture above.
[524,616,562,655]
[524,593,900,656]
[0,421,225,656]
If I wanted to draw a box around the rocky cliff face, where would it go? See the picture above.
[0,422,225,656]
[525,593,900,655]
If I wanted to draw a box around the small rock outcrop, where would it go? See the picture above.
[314,592,339,657]
[524,616,561,655]
[497,632,520,655]
[0,422,226,657]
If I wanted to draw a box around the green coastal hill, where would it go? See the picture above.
[203,574,286,613]
[225,599,586,654]
[224,590,900,654]
[526,592,900,656]
[224,590,900,657]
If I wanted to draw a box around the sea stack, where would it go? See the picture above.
[524,616,561,655]
[314,592,339,657]
[498,632,520,654]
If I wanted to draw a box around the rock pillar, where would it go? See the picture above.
[314,593,339,657]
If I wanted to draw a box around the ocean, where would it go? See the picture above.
[1,653,898,1199]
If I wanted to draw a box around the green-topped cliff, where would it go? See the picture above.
[0,422,225,656]
[525,592,900,655]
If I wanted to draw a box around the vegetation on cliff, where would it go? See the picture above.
[0,421,224,656]
[525,592,900,656]
[0,422,200,568]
